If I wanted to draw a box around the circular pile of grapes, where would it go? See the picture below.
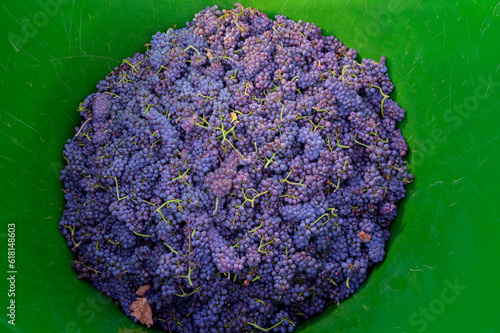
[60,4,413,332]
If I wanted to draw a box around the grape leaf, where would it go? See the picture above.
[358,231,372,242]
[130,297,153,328]
[136,284,151,296]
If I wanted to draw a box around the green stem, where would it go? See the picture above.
[163,242,178,255]
[250,96,265,104]
[327,278,337,285]
[155,65,167,75]
[326,207,338,217]
[248,222,263,236]
[104,92,119,98]
[229,69,237,79]
[264,153,276,168]
[155,199,182,213]
[144,103,155,115]
[179,262,198,286]
[312,213,329,225]
[282,179,305,186]
[175,284,200,298]
[132,230,151,238]
[247,318,286,332]
[172,168,191,182]
[369,84,388,118]
[253,298,266,305]
[113,176,128,201]
[122,59,142,73]
[336,138,350,149]
[328,178,340,192]
[354,133,370,148]
[280,169,293,183]
[213,197,219,215]
[237,188,269,208]
[158,210,172,225]
[254,142,264,162]
[258,236,276,254]
[308,118,325,132]
[196,93,214,100]
[184,45,201,57]
[279,194,298,199]
[213,117,244,160]
[195,114,211,128]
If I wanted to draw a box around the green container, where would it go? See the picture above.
[1,1,499,332]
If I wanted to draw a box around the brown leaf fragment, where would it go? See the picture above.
[206,49,213,60]
[130,297,153,328]
[358,230,371,242]
[230,111,238,123]
[136,284,151,296]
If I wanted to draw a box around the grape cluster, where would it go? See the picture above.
[59,4,413,332]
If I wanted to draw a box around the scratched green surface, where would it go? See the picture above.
[0,0,499,332]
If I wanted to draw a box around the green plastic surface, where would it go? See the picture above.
[1,0,499,332]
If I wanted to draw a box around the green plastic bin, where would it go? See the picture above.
[1,0,499,332]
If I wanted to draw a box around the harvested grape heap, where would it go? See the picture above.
[60,4,413,332]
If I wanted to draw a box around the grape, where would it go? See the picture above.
[59,4,413,332]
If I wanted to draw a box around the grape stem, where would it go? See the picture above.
[196,93,214,101]
[254,143,265,163]
[103,92,119,98]
[354,133,370,148]
[258,236,276,254]
[308,118,325,132]
[213,116,244,160]
[163,242,178,255]
[280,169,305,186]
[122,59,142,73]
[179,262,198,286]
[236,188,269,208]
[144,103,155,115]
[253,298,266,305]
[74,117,92,138]
[213,197,219,215]
[327,278,337,285]
[195,114,210,128]
[175,284,200,298]
[247,318,288,332]
[312,213,329,226]
[184,45,201,57]
[112,176,129,201]
[248,222,264,236]
[155,199,183,213]
[172,168,191,183]
[132,230,151,238]
[369,84,389,118]
[155,65,167,75]
[264,153,276,168]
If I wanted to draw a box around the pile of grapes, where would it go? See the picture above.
[60,4,413,332]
